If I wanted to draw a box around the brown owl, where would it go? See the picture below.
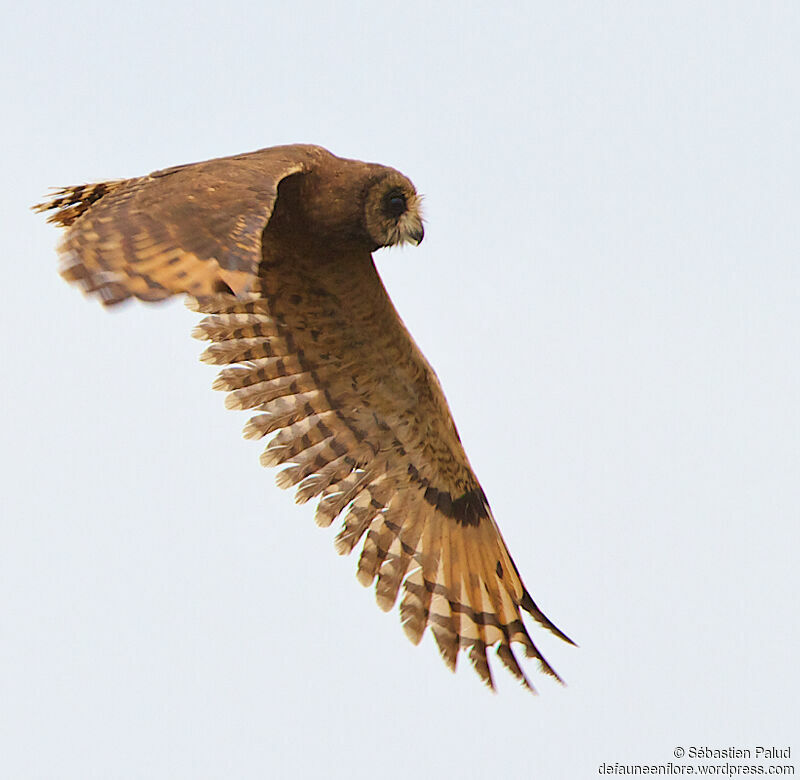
[35,144,574,692]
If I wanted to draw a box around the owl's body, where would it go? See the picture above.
[36,144,573,691]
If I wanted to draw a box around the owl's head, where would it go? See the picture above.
[364,172,424,249]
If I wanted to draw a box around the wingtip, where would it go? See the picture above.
[520,589,577,646]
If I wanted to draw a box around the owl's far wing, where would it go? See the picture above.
[33,146,318,305]
[190,249,574,692]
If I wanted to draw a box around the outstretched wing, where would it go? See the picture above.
[191,239,573,692]
[33,145,319,304]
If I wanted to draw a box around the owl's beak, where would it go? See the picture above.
[407,222,424,246]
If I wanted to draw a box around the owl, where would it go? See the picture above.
[36,144,573,691]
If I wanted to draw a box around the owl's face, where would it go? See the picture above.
[364,172,424,249]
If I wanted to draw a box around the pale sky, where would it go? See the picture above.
[3,2,798,778]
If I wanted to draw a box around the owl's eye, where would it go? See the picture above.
[385,192,407,218]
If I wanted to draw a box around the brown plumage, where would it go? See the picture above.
[35,144,574,692]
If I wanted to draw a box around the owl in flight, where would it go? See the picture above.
[36,144,574,692]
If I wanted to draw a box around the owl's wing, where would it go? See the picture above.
[33,146,318,304]
[191,248,574,692]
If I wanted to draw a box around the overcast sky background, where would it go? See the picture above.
[2,2,798,778]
